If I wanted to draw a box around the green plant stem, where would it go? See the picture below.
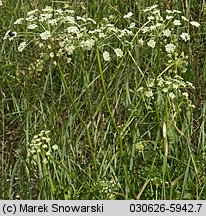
[96,46,136,198]
[58,63,97,179]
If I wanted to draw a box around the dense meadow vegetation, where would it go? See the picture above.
[0,0,206,199]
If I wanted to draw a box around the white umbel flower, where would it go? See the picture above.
[147,39,156,48]
[43,158,48,164]
[28,24,38,30]
[103,51,111,61]
[18,42,27,52]
[49,52,54,58]
[65,45,75,55]
[40,30,51,40]
[190,21,200,27]
[129,22,135,29]
[181,16,189,21]
[173,10,181,14]
[163,29,171,37]
[166,9,174,14]
[145,90,153,98]
[80,39,95,50]
[123,12,133,19]
[67,26,79,34]
[52,145,58,150]
[182,92,189,98]
[114,48,123,58]
[138,38,144,46]
[39,13,53,22]
[180,33,190,42]
[165,43,176,53]
[173,19,181,26]
[166,15,173,20]
[14,18,24,25]
[27,9,38,16]
[147,16,155,21]
[169,92,175,99]
[144,5,158,12]
[142,26,149,33]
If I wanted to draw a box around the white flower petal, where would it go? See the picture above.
[190,21,200,27]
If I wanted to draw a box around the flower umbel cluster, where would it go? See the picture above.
[5,5,199,117]
[27,130,58,165]
[6,6,132,71]
[144,75,195,108]
[139,4,200,74]
[97,179,117,199]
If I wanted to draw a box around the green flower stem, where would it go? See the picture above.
[58,63,97,178]
[96,46,136,198]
